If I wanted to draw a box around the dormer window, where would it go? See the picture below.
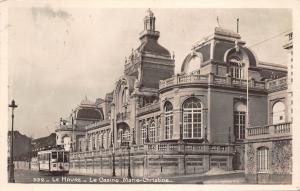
[229,56,244,79]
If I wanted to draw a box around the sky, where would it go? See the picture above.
[7,7,292,138]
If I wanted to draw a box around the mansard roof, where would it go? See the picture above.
[137,38,171,57]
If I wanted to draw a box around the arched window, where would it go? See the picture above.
[257,147,269,172]
[229,56,244,79]
[164,102,173,139]
[234,102,246,140]
[182,97,202,138]
[149,120,156,142]
[273,101,285,124]
[141,122,148,144]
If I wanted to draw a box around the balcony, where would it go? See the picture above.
[159,74,208,89]
[70,142,234,159]
[137,102,160,116]
[159,73,267,91]
[246,122,292,140]
[266,77,288,92]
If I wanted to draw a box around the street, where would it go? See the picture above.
[13,169,246,184]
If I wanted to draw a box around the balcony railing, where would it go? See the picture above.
[70,142,234,159]
[159,73,268,90]
[266,77,288,91]
[159,74,208,89]
[246,122,292,139]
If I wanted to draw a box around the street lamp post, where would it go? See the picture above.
[127,144,132,178]
[8,99,18,183]
[111,103,116,177]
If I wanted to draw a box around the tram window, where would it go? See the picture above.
[52,152,57,159]
[58,152,64,162]
[64,153,69,162]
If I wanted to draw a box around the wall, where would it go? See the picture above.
[245,139,292,184]
[210,88,268,143]
[69,151,232,177]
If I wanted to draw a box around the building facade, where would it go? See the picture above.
[55,10,292,182]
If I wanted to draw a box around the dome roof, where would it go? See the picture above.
[76,108,102,120]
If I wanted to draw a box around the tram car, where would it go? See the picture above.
[37,148,69,174]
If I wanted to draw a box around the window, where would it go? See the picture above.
[156,117,161,141]
[103,132,107,149]
[257,147,269,172]
[52,152,57,162]
[149,120,156,142]
[141,122,148,144]
[64,152,69,162]
[182,97,202,138]
[164,102,173,139]
[122,130,131,143]
[99,133,103,149]
[79,141,82,152]
[273,101,285,124]
[108,132,112,147]
[92,134,96,150]
[229,57,244,79]
[58,152,64,162]
[234,102,246,140]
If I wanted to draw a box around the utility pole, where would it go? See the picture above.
[8,100,18,183]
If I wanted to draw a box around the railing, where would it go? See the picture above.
[246,122,292,139]
[137,102,160,115]
[70,142,234,159]
[159,73,268,90]
[159,74,208,89]
[85,119,111,130]
[266,77,288,91]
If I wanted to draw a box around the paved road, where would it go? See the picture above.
[12,169,246,184]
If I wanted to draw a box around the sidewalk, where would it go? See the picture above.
[167,169,246,184]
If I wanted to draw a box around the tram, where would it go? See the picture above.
[37,148,69,174]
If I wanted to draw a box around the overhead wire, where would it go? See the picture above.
[248,29,292,48]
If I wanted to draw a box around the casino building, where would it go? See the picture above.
[55,9,292,183]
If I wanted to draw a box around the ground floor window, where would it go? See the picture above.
[165,114,173,139]
[149,121,156,142]
[257,147,269,172]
